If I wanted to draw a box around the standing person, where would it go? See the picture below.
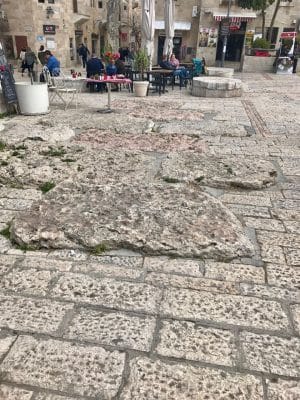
[19,47,26,75]
[292,42,300,74]
[38,45,46,66]
[44,50,60,76]
[22,47,37,76]
[78,43,90,68]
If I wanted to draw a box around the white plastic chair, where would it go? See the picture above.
[43,67,78,110]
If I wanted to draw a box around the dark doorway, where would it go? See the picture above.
[216,21,246,62]
[15,35,28,58]
[158,36,182,63]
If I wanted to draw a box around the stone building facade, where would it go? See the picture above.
[0,0,136,68]
[0,0,299,69]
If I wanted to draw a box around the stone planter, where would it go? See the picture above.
[192,77,242,98]
[133,81,149,97]
[15,82,49,115]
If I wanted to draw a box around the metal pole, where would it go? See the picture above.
[221,0,232,67]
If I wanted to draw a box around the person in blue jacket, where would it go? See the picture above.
[45,50,60,76]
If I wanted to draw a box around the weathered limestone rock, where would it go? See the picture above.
[192,77,242,98]
[160,153,277,189]
[11,181,254,259]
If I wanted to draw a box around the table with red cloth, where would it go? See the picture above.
[86,76,132,113]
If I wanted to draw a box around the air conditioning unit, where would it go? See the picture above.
[192,6,198,17]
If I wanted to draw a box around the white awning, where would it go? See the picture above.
[73,14,90,25]
[213,12,257,22]
[154,20,191,31]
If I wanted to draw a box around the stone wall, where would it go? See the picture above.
[242,55,275,73]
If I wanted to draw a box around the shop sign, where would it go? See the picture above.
[75,30,83,36]
[43,25,56,34]
[280,31,296,39]
[221,18,230,36]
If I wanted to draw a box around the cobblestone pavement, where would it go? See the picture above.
[0,73,299,399]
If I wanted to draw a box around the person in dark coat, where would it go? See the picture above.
[86,53,104,92]
[78,43,90,68]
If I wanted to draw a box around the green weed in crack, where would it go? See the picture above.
[39,181,56,193]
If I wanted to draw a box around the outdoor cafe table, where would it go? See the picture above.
[86,76,132,113]
[146,69,174,94]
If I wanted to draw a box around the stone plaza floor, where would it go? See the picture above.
[0,72,299,399]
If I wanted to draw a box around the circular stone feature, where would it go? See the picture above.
[206,67,234,78]
[192,77,242,98]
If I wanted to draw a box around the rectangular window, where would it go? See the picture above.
[98,1,103,8]
[73,0,78,13]
[48,0,55,4]
[38,0,45,3]
[266,27,279,44]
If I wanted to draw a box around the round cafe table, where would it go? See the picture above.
[86,76,132,113]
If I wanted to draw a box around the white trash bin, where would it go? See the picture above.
[15,82,49,115]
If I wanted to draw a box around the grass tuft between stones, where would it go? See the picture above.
[163,176,180,184]
[0,141,6,151]
[90,243,107,255]
[39,181,56,193]
[42,146,67,157]
[0,226,10,239]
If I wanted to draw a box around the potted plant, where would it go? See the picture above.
[133,49,149,97]
[252,38,271,57]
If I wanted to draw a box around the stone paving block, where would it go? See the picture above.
[257,231,300,248]
[156,320,236,366]
[0,254,22,267]
[273,199,300,210]
[144,257,203,277]
[0,188,42,200]
[220,194,272,207]
[34,394,80,400]
[267,264,300,290]
[271,209,300,222]
[267,379,300,400]
[120,357,264,399]
[0,210,17,223]
[283,190,300,199]
[89,255,143,269]
[160,288,289,331]
[284,248,300,267]
[0,295,73,334]
[145,272,240,294]
[0,385,33,400]
[260,244,286,264]
[241,332,300,378]
[204,261,265,283]
[47,249,88,261]
[284,221,300,234]
[19,257,73,271]
[72,262,142,280]
[0,268,56,296]
[239,283,300,302]
[0,198,34,211]
[0,235,11,253]
[51,274,162,314]
[227,204,271,218]
[0,335,125,398]
[243,217,285,232]
[291,305,300,335]
[64,308,155,351]
[0,332,16,359]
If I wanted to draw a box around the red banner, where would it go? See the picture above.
[280,32,296,39]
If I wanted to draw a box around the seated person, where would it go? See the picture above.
[86,53,105,92]
[170,53,180,68]
[159,54,187,84]
[115,58,125,75]
[44,50,60,76]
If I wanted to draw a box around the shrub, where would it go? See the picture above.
[252,38,270,49]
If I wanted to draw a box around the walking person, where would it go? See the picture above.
[19,47,26,75]
[78,43,90,68]
[292,42,300,74]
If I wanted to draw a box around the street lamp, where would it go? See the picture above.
[221,0,232,67]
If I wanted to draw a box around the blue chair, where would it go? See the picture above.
[192,58,203,76]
